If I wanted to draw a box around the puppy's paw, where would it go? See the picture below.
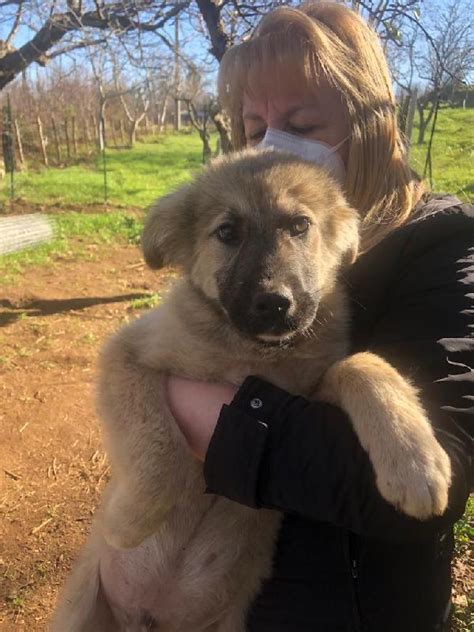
[373,412,451,519]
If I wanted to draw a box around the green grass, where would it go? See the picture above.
[0,131,213,208]
[452,494,473,632]
[0,130,214,283]
[454,494,474,551]
[128,293,162,310]
[410,107,473,203]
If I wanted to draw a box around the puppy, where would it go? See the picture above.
[51,150,451,632]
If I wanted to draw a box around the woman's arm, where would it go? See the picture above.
[168,208,473,540]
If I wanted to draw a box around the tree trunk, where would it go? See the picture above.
[128,120,138,147]
[110,121,118,148]
[36,115,48,167]
[416,101,435,145]
[98,99,106,150]
[13,119,25,166]
[174,97,181,132]
[200,130,212,163]
[90,113,99,145]
[119,119,126,144]
[64,119,71,159]
[211,108,233,154]
[83,117,91,153]
[51,118,62,163]
[71,115,78,155]
[158,95,168,133]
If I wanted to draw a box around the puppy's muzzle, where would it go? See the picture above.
[243,288,300,338]
[251,292,292,330]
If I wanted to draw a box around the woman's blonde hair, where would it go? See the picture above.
[218,1,425,248]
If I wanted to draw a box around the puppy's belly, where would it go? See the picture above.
[99,498,280,629]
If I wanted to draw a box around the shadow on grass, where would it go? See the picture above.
[0,293,151,327]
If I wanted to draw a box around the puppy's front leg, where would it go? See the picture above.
[317,352,451,519]
[97,335,195,549]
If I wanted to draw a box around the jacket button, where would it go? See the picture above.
[250,398,263,409]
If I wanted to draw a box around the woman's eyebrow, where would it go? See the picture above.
[243,112,264,121]
[243,105,320,121]
[288,104,320,116]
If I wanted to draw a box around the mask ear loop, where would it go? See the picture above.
[328,135,350,155]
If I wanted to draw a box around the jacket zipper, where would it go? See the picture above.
[344,530,362,631]
[351,557,358,579]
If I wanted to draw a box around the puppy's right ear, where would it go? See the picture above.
[141,185,194,269]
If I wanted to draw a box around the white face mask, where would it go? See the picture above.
[257,127,347,184]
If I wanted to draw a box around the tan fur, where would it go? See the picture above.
[51,150,451,632]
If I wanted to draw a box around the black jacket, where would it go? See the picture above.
[204,198,474,632]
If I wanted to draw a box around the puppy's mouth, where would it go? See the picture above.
[226,302,319,346]
[254,312,318,346]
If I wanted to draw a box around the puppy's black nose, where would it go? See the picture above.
[254,292,291,320]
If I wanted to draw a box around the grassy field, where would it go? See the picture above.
[410,106,473,202]
[0,131,211,208]
[0,131,212,284]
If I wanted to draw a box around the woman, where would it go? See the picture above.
[167,3,473,631]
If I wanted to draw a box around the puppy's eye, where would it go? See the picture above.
[215,223,239,245]
[290,216,311,236]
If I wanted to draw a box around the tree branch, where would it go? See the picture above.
[5,1,23,44]
[0,2,190,90]
[47,38,107,60]
[195,0,231,61]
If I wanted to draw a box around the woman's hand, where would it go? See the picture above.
[165,376,238,461]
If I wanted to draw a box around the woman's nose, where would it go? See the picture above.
[264,105,288,131]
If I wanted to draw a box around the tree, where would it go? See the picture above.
[0,0,440,157]
[0,1,188,91]
[415,2,473,144]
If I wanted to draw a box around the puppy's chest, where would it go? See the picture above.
[221,359,322,396]
[216,338,347,395]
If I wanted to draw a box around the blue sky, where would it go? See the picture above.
[0,1,470,95]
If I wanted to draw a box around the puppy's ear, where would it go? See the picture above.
[141,184,194,269]
[330,204,360,265]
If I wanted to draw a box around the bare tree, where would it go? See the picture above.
[0,0,447,160]
[0,1,189,91]
[120,86,151,147]
[415,2,473,145]
[185,98,213,163]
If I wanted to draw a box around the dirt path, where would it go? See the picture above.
[0,241,173,630]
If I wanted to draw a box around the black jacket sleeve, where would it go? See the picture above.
[204,205,474,541]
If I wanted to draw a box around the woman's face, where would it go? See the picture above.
[242,76,350,165]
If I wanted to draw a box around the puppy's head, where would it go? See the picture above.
[142,149,358,343]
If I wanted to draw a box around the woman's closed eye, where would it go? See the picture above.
[287,124,319,136]
[247,128,266,143]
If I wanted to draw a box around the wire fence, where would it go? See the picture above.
[0,99,472,211]
[0,94,229,214]
[0,213,54,255]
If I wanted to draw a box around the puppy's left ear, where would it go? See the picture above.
[141,184,194,269]
[331,204,360,264]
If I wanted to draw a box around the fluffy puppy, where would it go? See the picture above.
[51,150,451,632]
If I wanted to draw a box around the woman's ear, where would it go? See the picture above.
[141,184,195,270]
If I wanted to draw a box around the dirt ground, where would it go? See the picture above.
[0,240,471,630]
[0,240,173,630]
